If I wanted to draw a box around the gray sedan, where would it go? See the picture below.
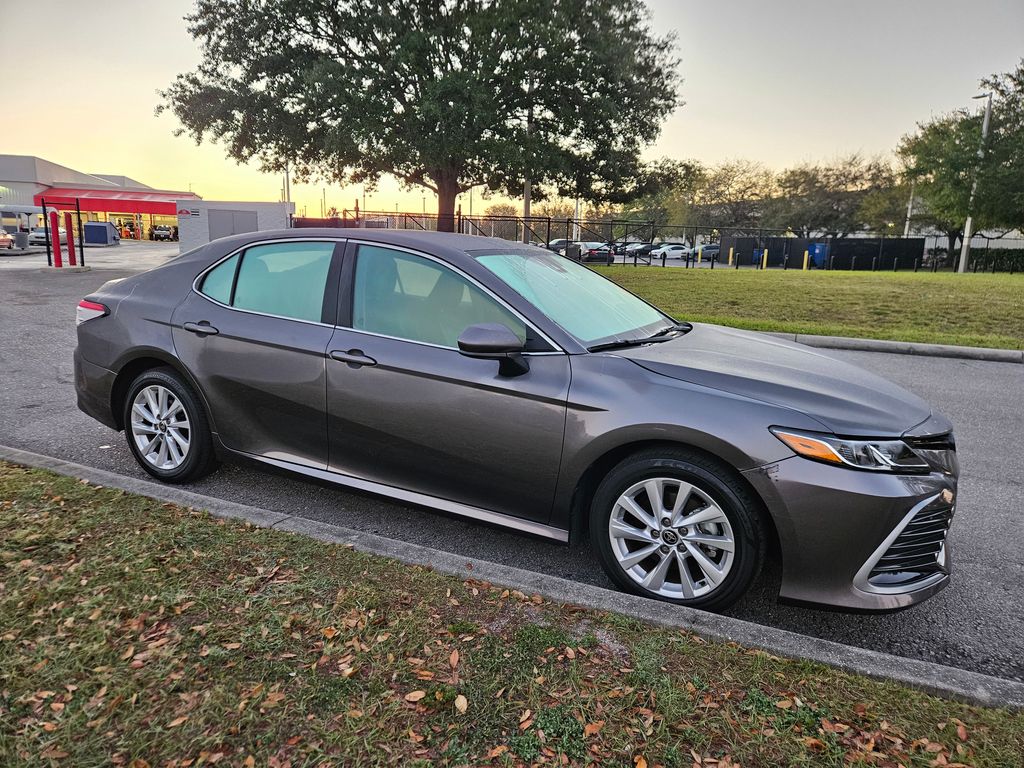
[73,230,958,612]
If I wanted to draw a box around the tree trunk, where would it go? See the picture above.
[947,231,960,268]
[436,180,458,233]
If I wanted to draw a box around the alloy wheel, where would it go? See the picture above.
[130,385,191,470]
[608,477,735,599]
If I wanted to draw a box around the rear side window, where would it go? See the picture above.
[198,242,335,323]
[199,253,238,304]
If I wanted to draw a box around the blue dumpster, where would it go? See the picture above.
[809,242,829,268]
[83,221,121,246]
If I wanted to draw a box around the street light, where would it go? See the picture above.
[958,92,993,274]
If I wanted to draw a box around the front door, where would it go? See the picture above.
[171,239,341,468]
[326,243,570,523]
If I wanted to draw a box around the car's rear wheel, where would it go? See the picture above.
[123,367,217,483]
[591,448,765,611]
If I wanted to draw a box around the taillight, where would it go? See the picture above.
[76,299,108,326]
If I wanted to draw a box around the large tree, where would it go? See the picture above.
[898,58,1024,257]
[161,0,681,231]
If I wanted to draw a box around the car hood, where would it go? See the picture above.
[615,323,936,437]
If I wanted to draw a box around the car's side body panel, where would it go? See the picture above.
[170,290,335,468]
[325,327,571,523]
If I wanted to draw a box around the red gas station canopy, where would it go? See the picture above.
[34,187,201,215]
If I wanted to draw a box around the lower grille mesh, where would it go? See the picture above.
[868,503,953,587]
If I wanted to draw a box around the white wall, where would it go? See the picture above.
[176,200,295,253]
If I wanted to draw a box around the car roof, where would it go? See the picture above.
[175,228,544,273]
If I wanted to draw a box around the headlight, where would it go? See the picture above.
[770,428,930,473]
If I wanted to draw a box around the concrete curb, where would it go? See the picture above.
[764,331,1024,364]
[2,443,1022,710]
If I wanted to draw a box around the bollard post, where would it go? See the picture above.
[871,257,877,271]
[851,256,857,271]
[914,257,920,272]
[728,247,734,267]
[803,250,809,271]
[74,198,85,267]
[697,248,702,264]
[49,211,63,268]
[710,253,715,270]
[661,253,666,268]
[64,212,77,266]
[761,249,768,270]
[893,256,898,272]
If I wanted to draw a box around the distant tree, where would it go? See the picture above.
[620,159,706,227]
[763,154,895,237]
[692,159,775,228]
[161,0,682,231]
[898,58,1024,256]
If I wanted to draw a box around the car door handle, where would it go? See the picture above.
[329,349,377,367]
[183,321,219,336]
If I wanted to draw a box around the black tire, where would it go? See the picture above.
[122,367,218,483]
[590,447,765,612]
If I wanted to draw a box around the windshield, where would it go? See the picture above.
[473,250,672,347]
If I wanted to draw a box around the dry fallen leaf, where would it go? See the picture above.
[487,746,508,758]
[322,627,339,639]
[167,716,188,728]
[584,720,605,738]
[454,694,468,714]
[776,699,793,709]
[634,756,648,768]
[405,690,427,702]
[450,649,460,669]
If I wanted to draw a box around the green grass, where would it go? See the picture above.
[595,267,1024,350]
[2,462,1022,766]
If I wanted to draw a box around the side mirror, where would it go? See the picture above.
[457,323,529,376]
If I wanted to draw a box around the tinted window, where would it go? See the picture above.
[230,242,334,322]
[199,253,239,304]
[352,245,527,348]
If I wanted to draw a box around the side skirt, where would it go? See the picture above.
[242,451,570,543]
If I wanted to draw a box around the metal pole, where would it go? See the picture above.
[40,196,52,266]
[959,92,992,274]
[902,180,914,237]
[75,198,85,266]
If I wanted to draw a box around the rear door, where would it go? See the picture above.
[171,239,342,468]
[324,242,571,523]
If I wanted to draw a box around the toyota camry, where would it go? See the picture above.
[74,230,958,612]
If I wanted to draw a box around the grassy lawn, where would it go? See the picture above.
[2,463,1021,767]
[596,267,1024,350]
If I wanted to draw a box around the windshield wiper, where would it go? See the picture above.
[587,322,691,353]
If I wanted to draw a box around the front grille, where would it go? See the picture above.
[868,503,953,588]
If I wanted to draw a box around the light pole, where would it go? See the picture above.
[958,92,993,274]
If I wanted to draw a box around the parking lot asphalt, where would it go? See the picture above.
[1,265,1022,682]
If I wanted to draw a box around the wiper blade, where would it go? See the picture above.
[587,322,690,352]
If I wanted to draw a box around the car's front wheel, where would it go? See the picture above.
[123,367,217,483]
[591,448,765,611]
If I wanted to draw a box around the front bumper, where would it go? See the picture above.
[744,456,957,611]
[74,347,119,430]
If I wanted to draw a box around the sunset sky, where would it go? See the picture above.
[6,0,1022,217]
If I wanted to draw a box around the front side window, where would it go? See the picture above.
[352,245,528,348]
[199,242,335,323]
[474,249,670,347]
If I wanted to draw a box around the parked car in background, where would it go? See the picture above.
[545,238,571,253]
[75,229,959,613]
[697,243,721,260]
[651,243,691,259]
[577,241,615,264]
[0,229,14,249]
[28,227,67,246]
[151,225,176,242]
